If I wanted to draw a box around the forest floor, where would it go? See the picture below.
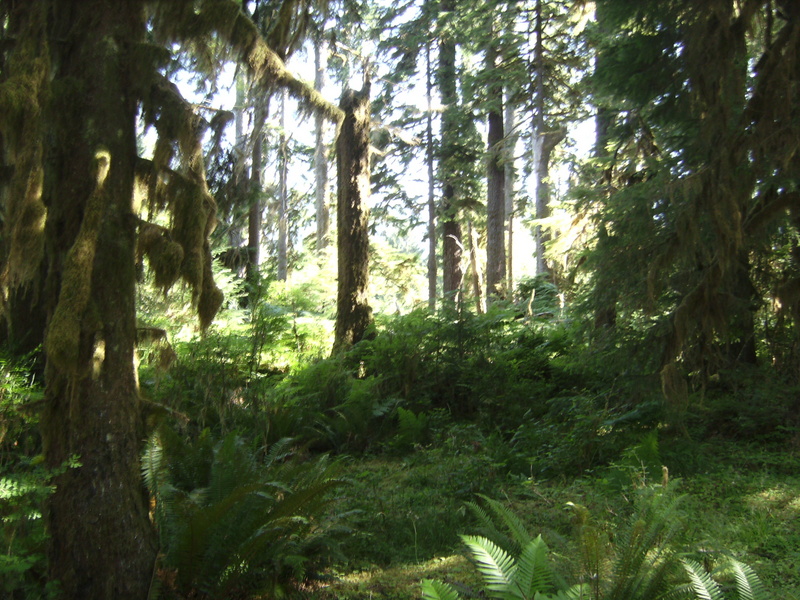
[308,437,800,600]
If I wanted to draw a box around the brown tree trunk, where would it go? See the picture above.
[486,39,506,301]
[332,83,372,353]
[40,2,156,598]
[438,0,463,305]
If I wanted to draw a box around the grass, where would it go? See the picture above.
[307,437,800,600]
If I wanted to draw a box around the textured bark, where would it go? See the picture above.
[332,84,372,353]
[39,2,157,598]
[485,41,506,301]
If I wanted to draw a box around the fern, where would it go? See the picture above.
[142,427,348,598]
[421,578,463,600]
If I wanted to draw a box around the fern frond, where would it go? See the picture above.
[681,559,725,600]
[726,558,770,600]
[421,579,463,600]
[461,535,517,597]
[481,494,532,551]
[466,498,518,555]
[513,535,556,598]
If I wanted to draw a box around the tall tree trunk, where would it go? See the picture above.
[40,2,157,597]
[592,1,617,330]
[314,34,330,254]
[504,95,516,296]
[438,0,463,305]
[332,83,372,353]
[248,104,266,295]
[485,39,506,301]
[426,42,437,311]
[531,0,565,277]
[277,89,288,281]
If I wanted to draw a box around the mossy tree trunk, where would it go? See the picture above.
[332,84,372,354]
[39,1,157,597]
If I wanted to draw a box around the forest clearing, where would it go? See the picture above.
[1,1,800,599]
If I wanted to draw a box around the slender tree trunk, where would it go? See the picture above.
[531,0,565,277]
[504,95,516,296]
[277,89,288,281]
[426,42,437,311]
[468,218,486,314]
[486,39,506,301]
[40,2,157,597]
[439,0,463,305]
[248,104,266,294]
[314,34,331,254]
[332,83,372,353]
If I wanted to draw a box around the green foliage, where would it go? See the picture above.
[680,557,771,600]
[0,353,61,600]
[142,427,350,597]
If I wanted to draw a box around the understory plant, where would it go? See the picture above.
[423,487,771,600]
[142,426,350,598]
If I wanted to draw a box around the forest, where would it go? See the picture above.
[1,0,799,599]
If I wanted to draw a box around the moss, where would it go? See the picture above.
[137,222,184,291]
[45,149,109,376]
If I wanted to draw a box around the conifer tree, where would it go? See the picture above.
[0,2,343,596]
[583,0,800,395]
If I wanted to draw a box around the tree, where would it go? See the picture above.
[582,0,800,395]
[485,28,507,300]
[1,2,344,596]
[332,81,373,353]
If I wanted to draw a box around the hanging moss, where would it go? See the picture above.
[45,148,110,376]
[0,7,49,295]
[137,222,184,291]
[198,243,223,330]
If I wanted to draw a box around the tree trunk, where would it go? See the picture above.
[277,89,289,281]
[314,34,331,254]
[40,2,157,598]
[248,104,266,295]
[426,42,437,311]
[531,0,565,277]
[486,39,506,301]
[504,96,516,296]
[332,83,372,353]
[468,218,486,314]
[438,0,464,305]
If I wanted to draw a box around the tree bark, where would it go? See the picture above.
[332,83,372,353]
[40,1,157,598]
[486,38,506,301]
